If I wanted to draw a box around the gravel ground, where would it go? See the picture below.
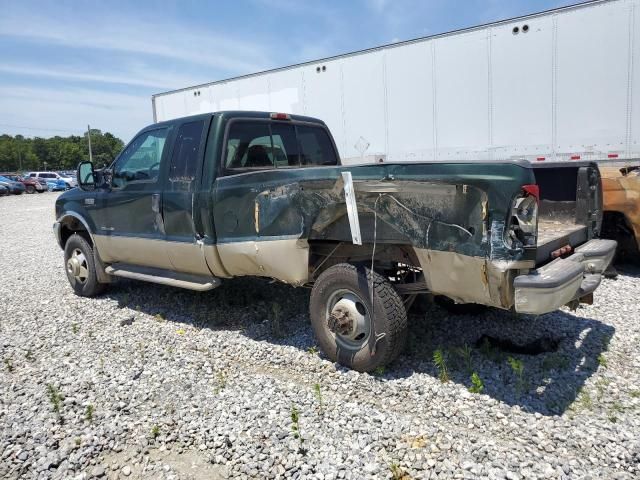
[1,192,639,480]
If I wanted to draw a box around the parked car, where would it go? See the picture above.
[601,165,640,261]
[0,175,26,194]
[0,184,8,196]
[0,173,46,193]
[54,111,616,372]
[45,178,68,192]
[27,171,76,189]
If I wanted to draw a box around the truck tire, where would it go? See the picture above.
[25,185,35,194]
[309,263,407,372]
[64,234,106,297]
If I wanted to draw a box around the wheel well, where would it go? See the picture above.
[60,218,93,248]
[308,241,420,279]
[601,211,639,258]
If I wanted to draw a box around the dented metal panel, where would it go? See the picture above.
[212,161,538,303]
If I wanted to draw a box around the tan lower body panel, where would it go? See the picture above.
[95,235,174,270]
[94,235,229,278]
[216,238,310,286]
[413,248,533,309]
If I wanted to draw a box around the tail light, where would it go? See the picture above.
[506,184,539,248]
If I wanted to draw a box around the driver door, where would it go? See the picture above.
[96,126,174,269]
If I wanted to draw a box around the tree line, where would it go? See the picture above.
[0,130,124,172]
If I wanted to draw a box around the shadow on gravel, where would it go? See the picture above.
[102,273,619,418]
[397,302,616,416]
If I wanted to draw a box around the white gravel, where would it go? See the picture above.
[1,192,639,480]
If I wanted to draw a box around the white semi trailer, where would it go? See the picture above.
[152,0,639,165]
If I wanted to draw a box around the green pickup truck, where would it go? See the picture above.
[54,111,616,371]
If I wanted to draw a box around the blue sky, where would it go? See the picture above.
[0,0,573,142]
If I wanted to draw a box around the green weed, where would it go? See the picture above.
[433,348,450,383]
[390,462,412,480]
[290,405,306,453]
[71,323,79,334]
[454,343,473,374]
[314,383,323,413]
[85,404,94,423]
[469,372,484,394]
[4,358,14,373]
[150,424,160,439]
[597,353,608,368]
[213,371,226,395]
[46,384,63,421]
[507,356,526,393]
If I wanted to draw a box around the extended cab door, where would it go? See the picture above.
[161,118,217,275]
[94,126,173,269]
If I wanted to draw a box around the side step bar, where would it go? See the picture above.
[105,263,220,291]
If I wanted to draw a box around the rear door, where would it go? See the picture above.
[162,118,215,275]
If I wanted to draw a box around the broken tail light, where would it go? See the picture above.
[506,184,539,248]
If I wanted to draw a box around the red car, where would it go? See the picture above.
[0,173,46,193]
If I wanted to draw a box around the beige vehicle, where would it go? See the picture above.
[601,166,640,261]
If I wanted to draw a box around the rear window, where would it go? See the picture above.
[224,120,337,172]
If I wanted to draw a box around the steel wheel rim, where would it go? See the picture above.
[66,248,89,284]
[326,288,371,350]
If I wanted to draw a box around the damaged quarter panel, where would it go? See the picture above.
[214,160,534,305]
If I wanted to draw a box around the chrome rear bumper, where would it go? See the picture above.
[514,239,616,315]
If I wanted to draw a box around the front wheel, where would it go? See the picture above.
[64,234,106,296]
[310,263,408,372]
[25,185,35,194]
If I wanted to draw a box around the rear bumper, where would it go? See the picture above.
[514,239,616,315]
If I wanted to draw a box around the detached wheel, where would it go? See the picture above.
[310,263,407,372]
[64,234,106,297]
[25,185,35,194]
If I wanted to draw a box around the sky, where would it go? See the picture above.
[0,0,575,143]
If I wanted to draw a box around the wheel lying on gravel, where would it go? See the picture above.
[64,234,106,297]
[309,263,408,372]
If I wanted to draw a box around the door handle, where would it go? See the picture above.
[151,193,161,214]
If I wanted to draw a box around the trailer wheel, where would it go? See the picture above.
[309,263,407,372]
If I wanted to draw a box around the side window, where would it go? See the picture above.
[297,125,338,166]
[271,123,299,167]
[168,120,204,191]
[112,128,169,188]
[225,122,273,170]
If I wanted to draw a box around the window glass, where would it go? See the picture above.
[168,121,204,190]
[271,123,299,167]
[297,125,338,166]
[225,122,273,169]
[112,128,169,188]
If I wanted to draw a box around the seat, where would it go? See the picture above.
[245,145,273,168]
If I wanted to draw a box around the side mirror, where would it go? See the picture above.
[77,161,96,191]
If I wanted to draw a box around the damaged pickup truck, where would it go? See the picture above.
[54,111,616,371]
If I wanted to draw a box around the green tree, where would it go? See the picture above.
[0,130,124,172]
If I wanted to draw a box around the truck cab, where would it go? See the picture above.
[54,111,616,372]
